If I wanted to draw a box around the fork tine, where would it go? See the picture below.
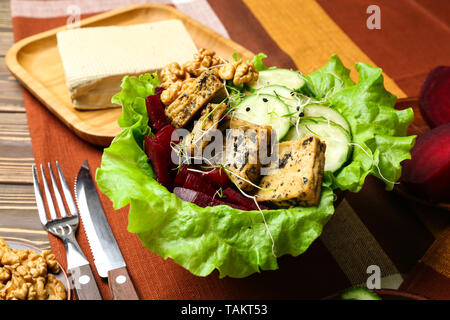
[48,163,68,218]
[32,165,48,226]
[56,161,78,217]
[39,164,58,220]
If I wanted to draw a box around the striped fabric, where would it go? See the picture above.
[10,0,449,299]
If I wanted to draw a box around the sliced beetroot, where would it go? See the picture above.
[174,164,192,187]
[145,135,172,190]
[209,197,249,211]
[154,124,176,146]
[401,123,450,202]
[419,66,450,128]
[221,188,268,210]
[202,167,232,189]
[173,187,212,207]
[183,172,217,197]
[145,94,169,132]
[174,187,248,210]
[155,124,181,178]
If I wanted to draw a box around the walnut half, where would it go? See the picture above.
[232,60,258,85]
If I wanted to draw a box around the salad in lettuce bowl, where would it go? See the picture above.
[96,52,415,278]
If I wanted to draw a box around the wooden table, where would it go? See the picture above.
[0,0,49,249]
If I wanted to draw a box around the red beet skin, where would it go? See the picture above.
[419,66,450,128]
[402,123,450,202]
[145,135,172,190]
[145,94,169,132]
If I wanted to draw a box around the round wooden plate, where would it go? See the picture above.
[394,97,450,211]
[6,240,71,300]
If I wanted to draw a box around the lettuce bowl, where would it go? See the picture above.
[96,55,415,278]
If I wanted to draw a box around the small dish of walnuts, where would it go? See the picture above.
[0,238,69,300]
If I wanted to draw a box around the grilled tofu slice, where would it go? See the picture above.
[183,103,227,155]
[218,117,273,192]
[256,136,326,207]
[165,70,225,128]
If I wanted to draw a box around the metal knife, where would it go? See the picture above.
[74,160,139,300]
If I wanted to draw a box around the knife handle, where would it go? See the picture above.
[108,267,139,300]
[69,264,102,300]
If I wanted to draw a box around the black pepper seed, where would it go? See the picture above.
[303,177,308,184]
[246,107,251,112]
[262,98,268,102]
[303,136,313,145]
[299,112,305,117]
[290,92,295,96]
[296,106,300,111]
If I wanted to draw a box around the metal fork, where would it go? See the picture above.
[32,162,102,300]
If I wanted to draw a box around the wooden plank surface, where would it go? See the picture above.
[0,0,49,249]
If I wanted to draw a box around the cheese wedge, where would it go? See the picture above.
[56,20,198,110]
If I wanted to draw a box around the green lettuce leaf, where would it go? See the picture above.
[303,55,415,192]
[112,73,160,131]
[252,53,269,71]
[304,55,355,99]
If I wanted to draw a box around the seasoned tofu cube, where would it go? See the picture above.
[165,71,225,128]
[218,117,272,192]
[256,136,326,207]
[183,103,227,155]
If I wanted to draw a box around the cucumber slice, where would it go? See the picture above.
[233,94,291,141]
[249,68,305,91]
[285,117,351,172]
[256,86,350,133]
[257,85,307,114]
[341,287,381,300]
[303,105,350,132]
